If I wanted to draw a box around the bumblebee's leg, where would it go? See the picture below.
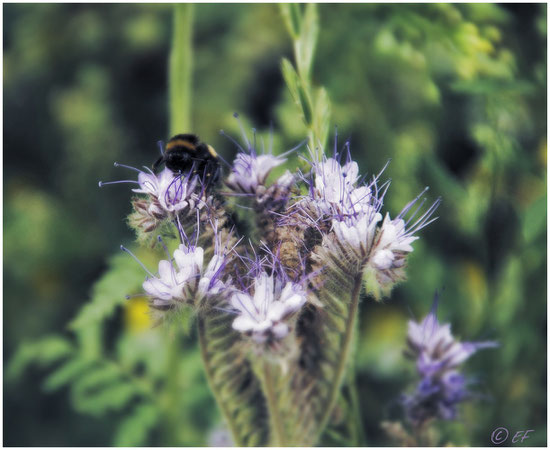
[152,155,165,172]
[211,163,222,184]
[205,160,222,187]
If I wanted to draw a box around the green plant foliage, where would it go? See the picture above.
[113,403,159,446]
[6,250,212,446]
[280,3,331,155]
[169,4,193,134]
[4,3,546,447]
[69,252,146,332]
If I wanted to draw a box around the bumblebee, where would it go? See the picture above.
[153,134,221,186]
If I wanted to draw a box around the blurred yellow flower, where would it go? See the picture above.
[124,298,152,333]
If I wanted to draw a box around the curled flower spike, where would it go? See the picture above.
[230,273,307,343]
[367,192,441,290]
[403,296,497,426]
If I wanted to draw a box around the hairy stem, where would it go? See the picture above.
[347,366,367,446]
[261,360,286,446]
[315,274,363,443]
[169,3,193,135]
[197,317,243,447]
[162,333,183,445]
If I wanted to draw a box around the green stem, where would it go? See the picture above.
[197,317,243,447]
[169,3,194,135]
[315,274,363,444]
[347,367,367,446]
[162,333,183,446]
[261,360,286,446]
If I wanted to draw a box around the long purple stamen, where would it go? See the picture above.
[98,180,139,187]
[120,245,155,278]
[114,162,142,173]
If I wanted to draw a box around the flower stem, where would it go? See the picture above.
[197,317,243,447]
[315,274,363,444]
[347,367,367,446]
[169,3,193,135]
[162,333,183,446]
[261,360,286,446]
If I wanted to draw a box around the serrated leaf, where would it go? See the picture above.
[198,304,269,446]
[71,364,122,400]
[43,358,94,392]
[69,251,145,331]
[113,402,159,446]
[6,335,73,380]
[72,380,139,416]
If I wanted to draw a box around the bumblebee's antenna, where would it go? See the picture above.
[157,140,165,155]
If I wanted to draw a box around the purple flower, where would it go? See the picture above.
[122,228,231,312]
[306,153,380,222]
[141,242,228,309]
[403,298,497,426]
[230,273,307,343]
[226,153,286,195]
[100,163,203,220]
[133,167,200,213]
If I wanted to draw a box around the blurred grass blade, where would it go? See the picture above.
[281,57,300,102]
[279,3,302,39]
[296,3,319,81]
[170,4,194,135]
[314,87,331,152]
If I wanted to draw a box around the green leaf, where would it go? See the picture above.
[281,58,299,103]
[279,4,302,39]
[6,335,73,380]
[113,402,160,446]
[297,83,314,126]
[72,380,140,416]
[295,3,319,80]
[314,87,332,151]
[69,252,145,331]
[522,194,546,244]
[71,364,122,400]
[43,358,94,392]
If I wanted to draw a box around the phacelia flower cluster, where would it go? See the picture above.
[286,142,440,293]
[101,120,439,349]
[402,297,497,426]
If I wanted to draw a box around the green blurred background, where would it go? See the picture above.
[4,3,546,446]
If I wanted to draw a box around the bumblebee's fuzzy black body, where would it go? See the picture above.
[154,134,221,187]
